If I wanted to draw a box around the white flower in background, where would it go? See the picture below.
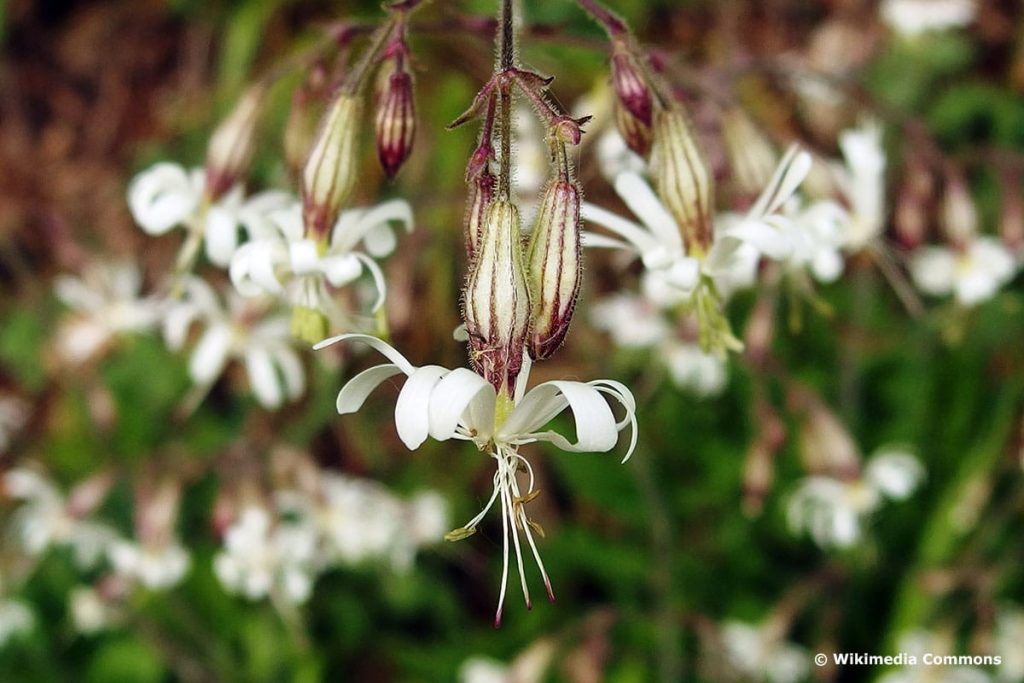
[69,586,117,635]
[995,605,1024,683]
[661,340,728,396]
[229,198,413,316]
[108,539,190,590]
[582,145,809,307]
[788,449,924,548]
[910,236,1017,306]
[596,128,646,182]
[3,468,116,569]
[316,333,636,625]
[54,260,161,363]
[302,475,447,573]
[213,505,317,604]
[779,199,848,283]
[589,293,670,348]
[881,0,975,38]
[128,162,292,268]
[0,395,29,455]
[832,121,887,252]
[0,599,34,647]
[877,630,992,683]
[164,276,304,409]
[459,639,556,683]
[720,620,810,683]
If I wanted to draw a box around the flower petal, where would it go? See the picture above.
[204,204,240,267]
[427,368,495,441]
[336,364,404,414]
[246,347,282,409]
[128,163,200,235]
[580,203,657,254]
[501,381,617,453]
[313,333,417,376]
[189,325,232,385]
[614,172,683,253]
[395,365,449,450]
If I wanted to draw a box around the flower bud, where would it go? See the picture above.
[610,47,652,127]
[284,87,320,183]
[463,200,531,392]
[650,106,713,257]
[893,156,934,250]
[465,171,495,263]
[375,67,416,179]
[205,84,266,201]
[941,171,978,249]
[721,108,777,200]
[614,100,652,158]
[301,92,363,242]
[526,179,582,360]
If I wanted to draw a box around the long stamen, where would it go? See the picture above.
[506,463,555,603]
[500,451,531,610]
[494,465,511,628]
[461,468,503,531]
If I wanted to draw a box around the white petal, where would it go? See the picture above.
[909,247,956,296]
[271,347,305,400]
[865,450,923,500]
[54,276,104,313]
[317,252,362,287]
[246,348,282,409]
[333,199,414,253]
[189,325,232,385]
[748,145,811,219]
[395,366,449,450]
[501,381,617,453]
[313,334,417,376]
[353,253,387,312]
[127,163,199,234]
[204,204,240,267]
[613,172,682,252]
[580,203,658,254]
[362,223,397,258]
[162,304,199,351]
[336,364,404,414]
[426,368,495,441]
[580,231,635,251]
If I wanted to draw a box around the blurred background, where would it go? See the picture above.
[2,0,1024,681]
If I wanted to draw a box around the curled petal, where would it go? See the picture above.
[230,242,286,297]
[395,365,449,450]
[204,204,241,267]
[427,368,495,442]
[189,325,232,385]
[501,380,626,454]
[313,333,417,376]
[336,364,404,414]
[128,163,200,235]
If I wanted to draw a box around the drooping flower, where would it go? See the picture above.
[910,236,1018,306]
[788,448,924,549]
[316,333,636,625]
[108,539,191,590]
[163,276,305,410]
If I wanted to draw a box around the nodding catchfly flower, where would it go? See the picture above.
[315,13,636,624]
[315,335,637,625]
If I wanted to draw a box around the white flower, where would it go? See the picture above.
[778,199,848,283]
[788,449,923,548]
[0,599,34,647]
[910,236,1018,306]
[589,293,671,348]
[995,605,1024,683]
[128,162,292,267]
[230,198,412,316]
[720,620,810,683]
[54,260,161,363]
[164,276,305,409]
[108,539,190,590]
[316,333,636,624]
[660,340,728,396]
[582,145,810,306]
[596,128,647,182]
[832,121,887,252]
[69,586,115,635]
[213,506,317,604]
[881,0,975,38]
[0,395,29,455]
[3,468,116,569]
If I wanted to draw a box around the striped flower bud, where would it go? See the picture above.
[650,106,713,258]
[610,48,652,127]
[721,108,777,200]
[463,200,531,392]
[204,84,266,201]
[614,100,652,158]
[526,179,582,360]
[301,93,363,242]
[375,67,416,179]
[464,171,495,264]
